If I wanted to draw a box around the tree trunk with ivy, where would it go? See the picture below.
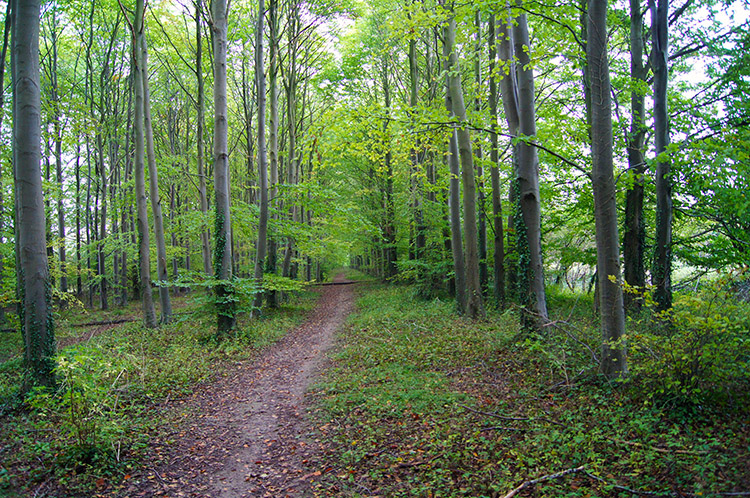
[211,0,235,336]
[623,0,648,314]
[511,5,547,323]
[651,0,672,312]
[14,0,56,388]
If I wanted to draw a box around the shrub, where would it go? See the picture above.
[629,273,750,409]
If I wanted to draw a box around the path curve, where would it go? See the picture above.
[120,274,356,498]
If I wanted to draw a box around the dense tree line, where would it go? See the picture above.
[6,0,749,386]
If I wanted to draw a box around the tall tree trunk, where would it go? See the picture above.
[488,13,505,307]
[196,0,211,276]
[498,13,520,305]
[408,32,426,265]
[651,0,672,312]
[131,0,157,328]
[75,145,82,297]
[281,1,300,282]
[211,0,235,335]
[96,132,108,310]
[0,1,10,326]
[623,0,647,314]
[140,26,172,323]
[382,59,397,279]
[475,11,488,296]
[14,0,56,388]
[254,0,269,310]
[47,11,67,294]
[0,0,10,325]
[121,74,133,306]
[443,9,485,319]
[267,0,279,307]
[511,4,547,323]
[588,0,627,377]
[445,87,466,313]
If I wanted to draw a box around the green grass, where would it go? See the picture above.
[0,290,318,496]
[310,283,750,498]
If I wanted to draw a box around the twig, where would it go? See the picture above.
[502,465,587,498]
[150,468,169,490]
[72,318,134,327]
[583,471,674,497]
[541,318,600,365]
[480,426,526,432]
[608,437,708,455]
[459,404,529,421]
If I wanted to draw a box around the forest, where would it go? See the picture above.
[1,0,750,495]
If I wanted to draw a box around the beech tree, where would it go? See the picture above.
[441,3,484,319]
[498,4,547,323]
[140,12,172,324]
[588,0,627,376]
[254,0,269,310]
[128,0,158,328]
[650,0,672,312]
[211,0,236,335]
[14,0,56,388]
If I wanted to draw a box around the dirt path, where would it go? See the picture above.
[119,275,356,498]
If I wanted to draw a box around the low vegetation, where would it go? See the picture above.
[0,291,317,496]
[311,280,750,497]
[2,274,748,497]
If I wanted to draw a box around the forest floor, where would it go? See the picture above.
[116,273,356,498]
[3,274,748,497]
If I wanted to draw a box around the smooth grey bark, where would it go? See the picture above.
[381,58,397,279]
[0,0,11,325]
[408,33,426,264]
[475,10,488,296]
[44,9,67,294]
[139,10,171,323]
[443,46,466,313]
[131,0,157,328]
[488,13,505,307]
[14,0,56,388]
[75,144,82,297]
[624,0,647,313]
[444,10,485,319]
[498,13,520,304]
[254,0,269,310]
[510,4,547,322]
[267,0,279,307]
[121,75,133,306]
[211,0,235,335]
[196,0,211,276]
[281,1,301,281]
[447,122,467,314]
[587,0,627,377]
[650,0,672,312]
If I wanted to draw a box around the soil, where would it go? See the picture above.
[116,274,356,498]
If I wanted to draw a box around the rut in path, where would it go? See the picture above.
[120,275,356,498]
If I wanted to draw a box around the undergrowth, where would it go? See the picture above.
[311,283,750,497]
[0,290,316,497]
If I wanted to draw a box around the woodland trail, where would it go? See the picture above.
[119,274,356,498]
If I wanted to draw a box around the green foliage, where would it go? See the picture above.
[628,273,750,408]
[0,292,317,494]
[26,346,127,467]
[395,258,453,300]
[312,283,750,497]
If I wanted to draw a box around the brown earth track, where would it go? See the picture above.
[116,274,356,498]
